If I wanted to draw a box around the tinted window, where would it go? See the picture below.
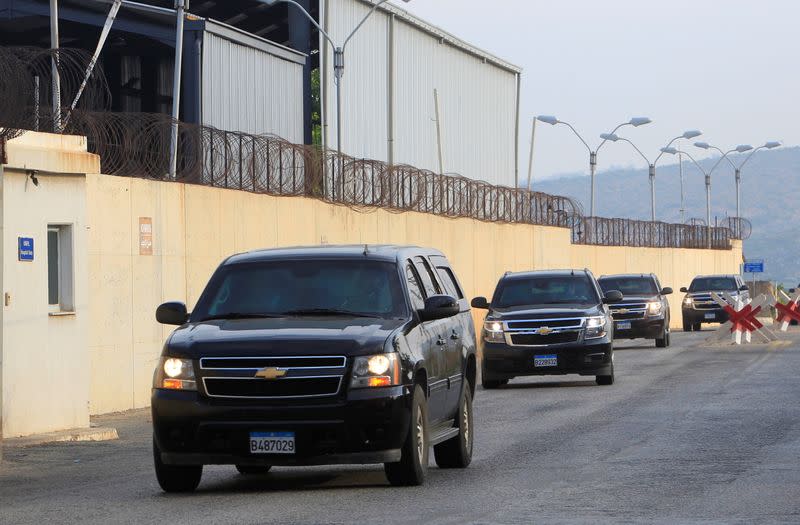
[599,277,658,296]
[689,277,737,292]
[494,276,600,307]
[193,260,407,319]
[405,264,426,310]
[413,257,441,297]
[436,266,464,299]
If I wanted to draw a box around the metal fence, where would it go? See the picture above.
[0,45,749,250]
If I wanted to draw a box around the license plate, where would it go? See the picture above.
[534,355,557,367]
[249,432,295,455]
[705,313,716,320]
[616,321,632,330]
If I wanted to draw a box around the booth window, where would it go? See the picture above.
[48,225,75,313]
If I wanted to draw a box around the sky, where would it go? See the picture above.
[400,0,800,182]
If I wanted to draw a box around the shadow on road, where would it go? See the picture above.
[499,379,598,390]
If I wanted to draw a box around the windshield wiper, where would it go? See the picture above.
[280,308,382,318]
[199,312,281,322]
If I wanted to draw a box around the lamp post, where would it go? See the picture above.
[536,115,652,216]
[263,0,411,156]
[600,130,702,221]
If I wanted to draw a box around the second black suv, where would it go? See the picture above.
[472,269,623,388]
[681,274,750,331]
[598,274,673,348]
[152,245,476,491]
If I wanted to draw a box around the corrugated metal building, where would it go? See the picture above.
[320,0,522,187]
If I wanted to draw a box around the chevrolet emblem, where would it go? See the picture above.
[616,308,629,315]
[255,367,287,380]
[538,327,553,336]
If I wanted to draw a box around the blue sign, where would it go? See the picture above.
[18,237,34,261]
[743,260,764,273]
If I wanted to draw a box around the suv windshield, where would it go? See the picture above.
[494,275,600,308]
[599,277,658,296]
[192,259,407,320]
[689,277,737,292]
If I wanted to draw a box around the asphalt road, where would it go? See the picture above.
[2,329,799,524]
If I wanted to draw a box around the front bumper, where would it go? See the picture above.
[152,385,411,466]
[611,316,666,339]
[683,307,728,324]
[481,339,613,379]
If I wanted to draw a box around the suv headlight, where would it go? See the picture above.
[483,320,505,343]
[683,297,693,306]
[350,353,401,389]
[585,316,607,339]
[154,357,197,391]
[647,301,663,316]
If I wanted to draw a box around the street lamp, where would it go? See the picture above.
[536,115,652,216]
[600,130,702,221]
[262,0,411,156]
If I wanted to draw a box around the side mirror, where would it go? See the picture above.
[603,290,624,304]
[470,296,489,310]
[156,302,189,326]
[680,287,688,293]
[661,287,673,296]
[739,285,749,292]
[419,295,460,322]
[790,288,797,294]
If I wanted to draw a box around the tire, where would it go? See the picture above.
[693,322,702,332]
[236,465,272,475]
[596,363,615,386]
[433,381,474,469]
[153,438,203,493]
[683,318,692,332]
[656,326,670,348]
[385,385,429,486]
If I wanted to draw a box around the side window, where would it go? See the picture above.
[405,265,426,310]
[48,224,75,313]
[413,257,441,297]
[436,266,464,299]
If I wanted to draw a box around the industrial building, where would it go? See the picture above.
[0,0,521,186]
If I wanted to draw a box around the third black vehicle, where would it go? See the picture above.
[472,269,622,388]
[598,274,672,348]
[152,245,476,492]
[681,274,750,331]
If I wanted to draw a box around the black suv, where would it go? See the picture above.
[681,274,750,331]
[472,269,622,388]
[152,245,477,492]
[598,274,673,348]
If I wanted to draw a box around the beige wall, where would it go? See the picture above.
[84,174,742,416]
[2,133,93,437]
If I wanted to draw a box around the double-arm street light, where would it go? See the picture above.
[263,0,410,156]
[695,141,780,218]
[601,130,702,221]
[536,116,652,216]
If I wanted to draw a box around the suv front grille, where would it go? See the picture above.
[203,376,342,399]
[690,294,723,310]
[610,302,647,320]
[510,332,580,345]
[200,356,346,370]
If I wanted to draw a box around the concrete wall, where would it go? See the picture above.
[1,134,94,437]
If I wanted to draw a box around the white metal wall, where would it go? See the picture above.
[323,0,519,187]
[202,32,304,143]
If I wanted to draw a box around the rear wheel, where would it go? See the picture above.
[656,326,670,348]
[235,465,272,475]
[385,385,428,486]
[434,382,473,469]
[153,438,203,493]
[596,363,615,386]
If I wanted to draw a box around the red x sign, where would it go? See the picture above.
[722,303,763,333]
[776,300,800,325]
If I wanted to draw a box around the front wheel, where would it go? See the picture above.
[683,317,692,332]
[596,363,615,386]
[434,382,474,468]
[656,326,670,348]
[153,438,203,493]
[385,385,428,486]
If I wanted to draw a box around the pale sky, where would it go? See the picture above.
[400,0,800,181]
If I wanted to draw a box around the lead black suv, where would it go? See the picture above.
[152,245,477,492]
[598,274,673,348]
[472,269,623,388]
[681,274,750,331]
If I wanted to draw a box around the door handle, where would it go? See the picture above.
[436,336,447,346]
[450,330,460,340]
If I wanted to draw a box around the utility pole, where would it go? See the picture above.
[526,118,537,191]
[168,0,188,179]
[433,89,444,175]
[50,0,62,132]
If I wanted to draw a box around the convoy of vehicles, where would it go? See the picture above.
[598,274,672,347]
[680,274,750,331]
[471,269,621,388]
[152,243,747,492]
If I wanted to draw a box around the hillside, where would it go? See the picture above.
[533,147,800,286]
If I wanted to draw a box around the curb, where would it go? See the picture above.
[5,427,119,448]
